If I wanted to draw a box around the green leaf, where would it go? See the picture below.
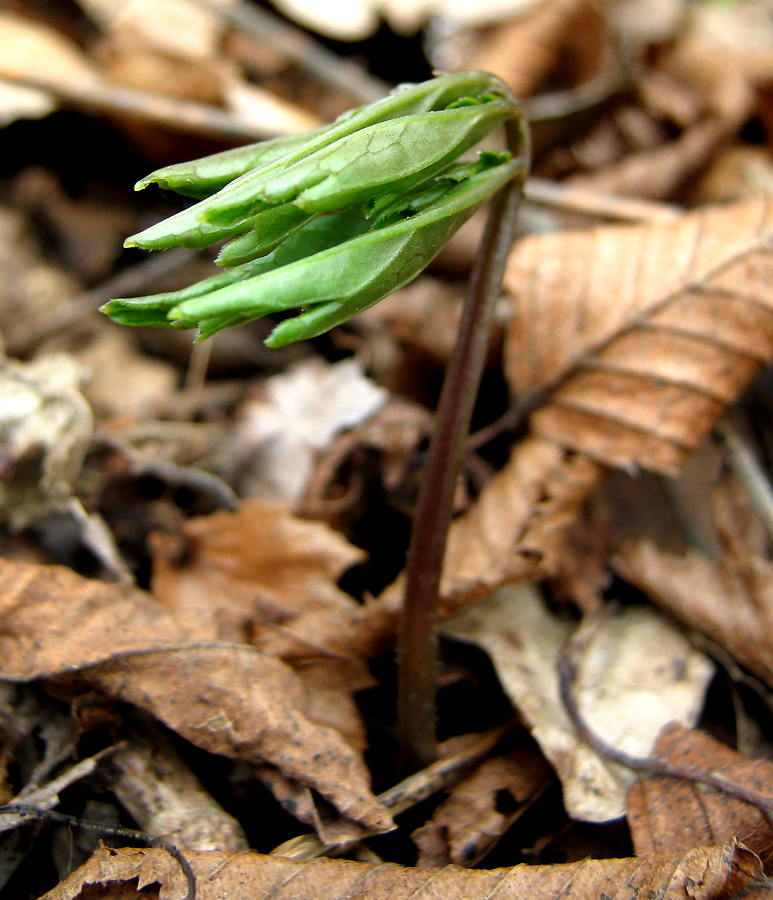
[124,72,513,252]
[133,71,508,200]
[159,154,519,344]
[204,100,515,225]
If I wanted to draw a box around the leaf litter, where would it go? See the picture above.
[5,0,773,897]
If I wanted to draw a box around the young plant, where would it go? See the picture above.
[102,72,530,770]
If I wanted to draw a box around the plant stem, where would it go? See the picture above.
[396,115,530,771]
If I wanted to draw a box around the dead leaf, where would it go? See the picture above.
[226,359,388,503]
[301,398,433,525]
[628,723,773,868]
[150,498,365,644]
[0,353,92,528]
[412,748,552,867]
[40,840,763,900]
[257,436,601,662]
[443,586,714,821]
[0,11,100,96]
[504,196,773,475]
[613,542,773,688]
[568,117,731,201]
[0,558,392,836]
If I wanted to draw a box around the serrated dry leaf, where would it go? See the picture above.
[412,748,551,867]
[628,723,773,868]
[444,586,714,821]
[0,558,392,836]
[150,499,365,644]
[504,196,773,475]
[41,840,762,900]
[613,541,773,688]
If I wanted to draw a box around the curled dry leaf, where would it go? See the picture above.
[444,586,713,821]
[504,196,773,475]
[150,498,365,644]
[0,558,392,836]
[613,541,773,688]
[412,748,552,868]
[628,723,773,868]
[41,840,763,900]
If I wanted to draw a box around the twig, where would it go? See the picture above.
[525,178,681,224]
[716,421,773,548]
[558,645,773,818]
[271,719,517,860]
[0,804,196,900]
[191,0,389,105]
[396,111,530,770]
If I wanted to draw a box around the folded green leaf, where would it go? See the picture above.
[104,154,519,345]
[134,71,507,200]
[124,73,514,252]
[204,99,515,225]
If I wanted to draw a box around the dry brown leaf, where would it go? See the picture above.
[257,436,601,662]
[613,542,773,688]
[42,840,762,900]
[444,586,713,822]
[0,558,392,836]
[150,498,365,644]
[0,205,83,356]
[568,117,730,202]
[628,723,773,868]
[0,11,100,96]
[504,196,773,475]
[412,748,551,867]
[225,359,387,503]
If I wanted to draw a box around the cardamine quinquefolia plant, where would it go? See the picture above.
[102,71,530,770]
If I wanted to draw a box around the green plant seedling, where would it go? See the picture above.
[103,71,529,772]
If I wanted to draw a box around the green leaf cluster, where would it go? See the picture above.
[101,72,524,346]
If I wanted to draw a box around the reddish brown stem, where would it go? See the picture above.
[396,115,529,770]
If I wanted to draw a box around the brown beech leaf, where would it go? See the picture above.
[613,541,773,687]
[150,498,365,644]
[0,558,392,836]
[42,841,762,900]
[628,723,773,868]
[412,748,552,868]
[258,436,603,662]
[504,196,773,475]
